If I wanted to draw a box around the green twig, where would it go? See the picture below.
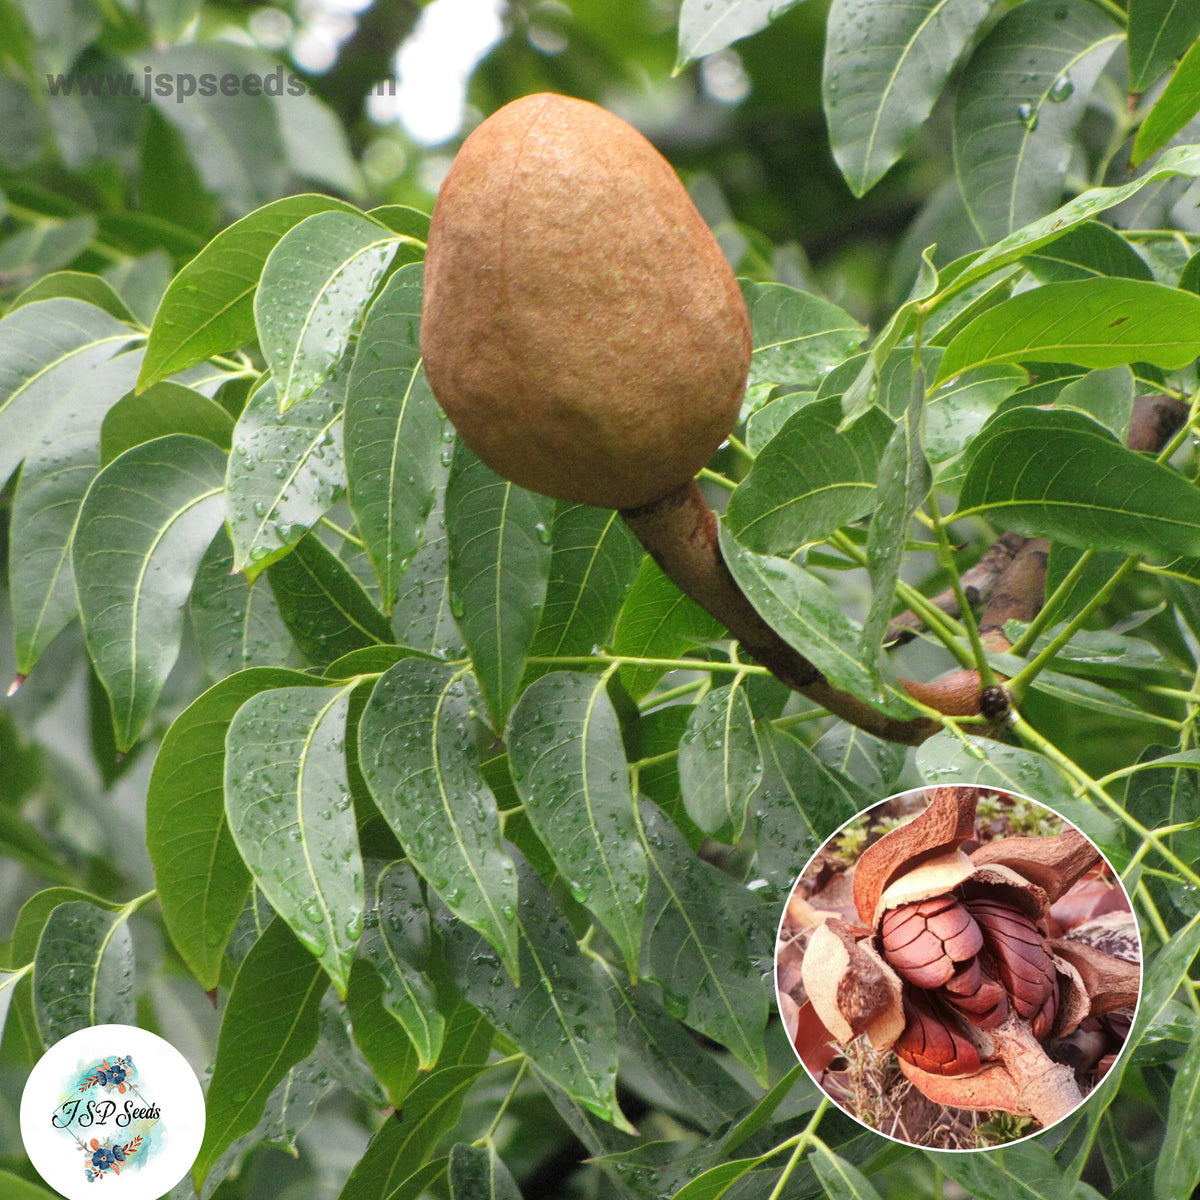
[1007,548,1095,657]
[927,507,997,684]
[481,1059,528,1142]
[1012,712,1200,887]
[772,708,830,731]
[525,653,769,676]
[1005,556,1139,702]
[699,467,737,492]
[121,889,157,917]
[829,529,973,667]
[766,1098,830,1200]
[640,677,710,710]
[320,516,365,548]
[726,434,757,467]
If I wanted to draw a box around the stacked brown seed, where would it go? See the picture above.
[893,988,982,1076]
[880,891,1057,1073]
[966,898,1058,1038]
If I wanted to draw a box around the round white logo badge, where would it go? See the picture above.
[20,1024,205,1200]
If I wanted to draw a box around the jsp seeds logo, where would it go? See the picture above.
[21,1025,204,1200]
[51,1051,162,1181]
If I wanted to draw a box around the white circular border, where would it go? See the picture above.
[21,1024,205,1200]
[773,785,1144,1151]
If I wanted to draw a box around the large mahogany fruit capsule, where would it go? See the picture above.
[420,91,751,511]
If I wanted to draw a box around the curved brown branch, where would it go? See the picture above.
[621,481,941,744]
[978,538,1050,636]
[886,393,1192,719]
[620,396,1193,743]
[886,531,1027,645]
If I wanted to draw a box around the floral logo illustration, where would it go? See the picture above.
[48,1052,163,1183]
[82,1056,134,1094]
[83,1134,144,1181]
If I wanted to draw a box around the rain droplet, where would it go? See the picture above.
[1048,73,1074,102]
[1017,102,1038,131]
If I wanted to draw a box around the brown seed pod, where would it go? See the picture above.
[421,92,751,511]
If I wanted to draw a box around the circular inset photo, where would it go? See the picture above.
[775,784,1141,1150]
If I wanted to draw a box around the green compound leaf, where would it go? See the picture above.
[1128,0,1200,91]
[337,1005,493,1200]
[955,407,1200,559]
[599,960,750,1133]
[1156,1019,1200,1200]
[825,0,991,197]
[528,502,642,663]
[12,271,137,324]
[139,193,362,390]
[678,681,759,839]
[266,533,392,666]
[256,210,399,409]
[193,918,326,1190]
[938,1143,1070,1200]
[945,143,1200,297]
[953,0,1121,242]
[357,658,520,981]
[74,434,227,750]
[391,481,466,659]
[259,1053,335,1153]
[345,263,446,610]
[435,850,627,1128]
[639,801,769,1083]
[148,666,313,989]
[11,350,142,676]
[344,958,421,1108]
[507,671,647,977]
[6,888,122,1058]
[190,528,296,681]
[0,297,136,492]
[936,278,1200,382]
[445,442,554,726]
[612,558,723,701]
[752,721,861,891]
[726,397,893,554]
[1021,222,1154,285]
[676,0,802,67]
[448,1143,522,1200]
[811,1140,887,1200]
[741,281,866,395]
[100,381,234,465]
[227,375,346,579]
[861,364,930,663]
[670,1156,769,1200]
[225,684,364,996]
[33,900,135,1046]
[359,859,445,1071]
[1134,32,1200,164]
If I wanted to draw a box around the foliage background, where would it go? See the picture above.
[0,0,1199,1198]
